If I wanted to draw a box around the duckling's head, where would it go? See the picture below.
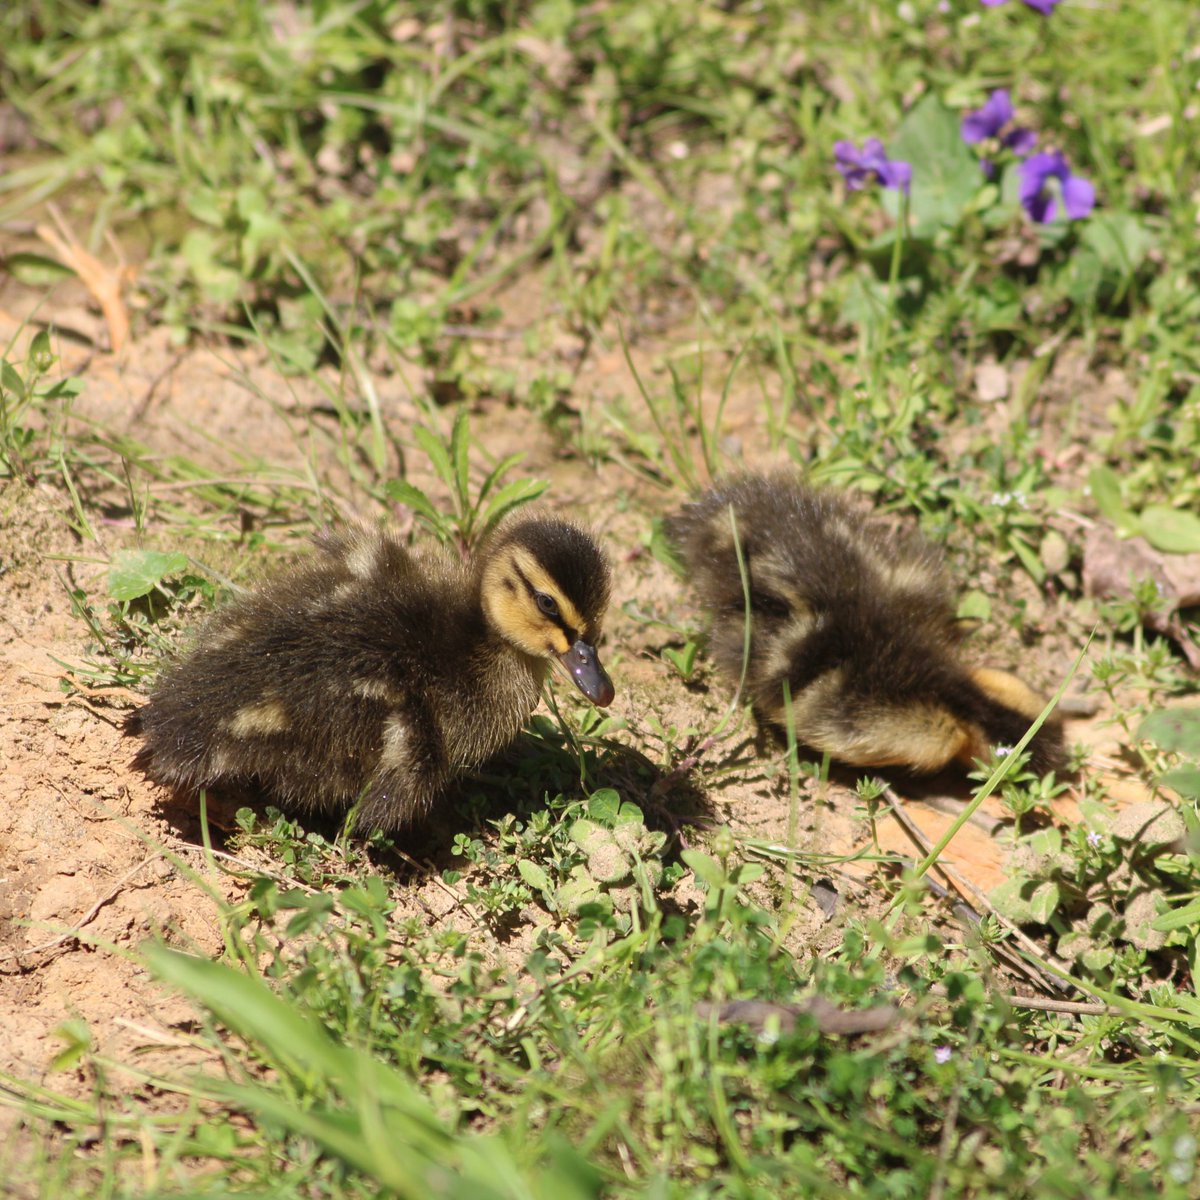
[479,515,615,707]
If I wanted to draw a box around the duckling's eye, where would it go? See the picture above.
[535,591,560,618]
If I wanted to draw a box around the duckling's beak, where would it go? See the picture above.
[558,639,615,708]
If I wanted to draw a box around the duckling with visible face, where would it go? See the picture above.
[666,474,1063,775]
[125,514,614,832]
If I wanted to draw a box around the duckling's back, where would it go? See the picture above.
[667,474,1063,775]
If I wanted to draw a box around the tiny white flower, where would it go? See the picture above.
[934,1046,952,1064]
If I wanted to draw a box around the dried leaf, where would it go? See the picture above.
[695,997,899,1038]
[1082,525,1200,668]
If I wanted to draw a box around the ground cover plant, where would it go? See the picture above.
[3,0,1200,1195]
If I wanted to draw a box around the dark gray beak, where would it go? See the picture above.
[559,639,615,707]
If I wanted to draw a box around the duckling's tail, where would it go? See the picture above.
[959,667,1066,776]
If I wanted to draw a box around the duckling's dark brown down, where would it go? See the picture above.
[666,474,1063,775]
[125,515,613,831]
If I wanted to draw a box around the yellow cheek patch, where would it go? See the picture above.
[506,546,588,634]
[228,699,290,737]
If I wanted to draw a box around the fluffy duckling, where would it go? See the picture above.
[125,514,614,832]
[666,474,1063,775]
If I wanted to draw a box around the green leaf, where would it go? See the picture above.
[1140,505,1200,554]
[1029,881,1060,924]
[613,800,645,827]
[50,1019,93,1072]
[1080,945,1115,972]
[107,549,189,601]
[4,253,76,287]
[480,477,550,534]
[1025,829,1062,859]
[383,480,445,528]
[517,860,552,892]
[450,407,471,509]
[681,849,725,889]
[662,641,699,679]
[1139,708,1200,757]
[1081,211,1155,277]
[586,788,621,824]
[1150,897,1200,934]
[1,359,26,401]
[884,95,980,232]
[956,590,992,622]
[477,452,525,504]
[1088,466,1140,537]
[1159,766,1200,801]
[412,425,455,490]
[731,863,765,885]
[1008,532,1046,584]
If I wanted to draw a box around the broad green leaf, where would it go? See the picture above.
[4,253,76,287]
[1,360,26,400]
[956,590,992,622]
[1082,212,1155,276]
[49,1019,92,1072]
[481,476,550,532]
[1140,505,1200,554]
[884,95,980,232]
[586,788,621,824]
[477,451,525,503]
[1159,766,1200,801]
[1138,708,1200,757]
[1029,880,1060,924]
[613,800,645,827]
[1150,897,1200,934]
[681,849,725,889]
[107,549,189,601]
[1008,532,1046,584]
[1080,945,1115,972]
[383,479,444,527]
[180,229,241,304]
[662,642,699,679]
[412,425,455,489]
[732,863,765,885]
[517,859,552,892]
[1028,828,1063,858]
[1087,466,1140,537]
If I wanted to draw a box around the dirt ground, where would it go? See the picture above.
[0,237,1170,1149]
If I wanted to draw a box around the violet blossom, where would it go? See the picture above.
[1018,150,1095,223]
[981,0,1062,13]
[961,90,1037,155]
[834,139,912,195]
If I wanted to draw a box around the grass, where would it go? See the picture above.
[4,0,1200,1195]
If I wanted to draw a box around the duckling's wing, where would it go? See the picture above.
[127,529,467,822]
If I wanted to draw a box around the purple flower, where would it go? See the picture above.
[961,90,1037,155]
[982,0,1062,13]
[934,1046,953,1064]
[834,139,912,195]
[1019,151,1095,223]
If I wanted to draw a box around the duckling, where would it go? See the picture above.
[665,473,1063,775]
[124,514,614,832]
